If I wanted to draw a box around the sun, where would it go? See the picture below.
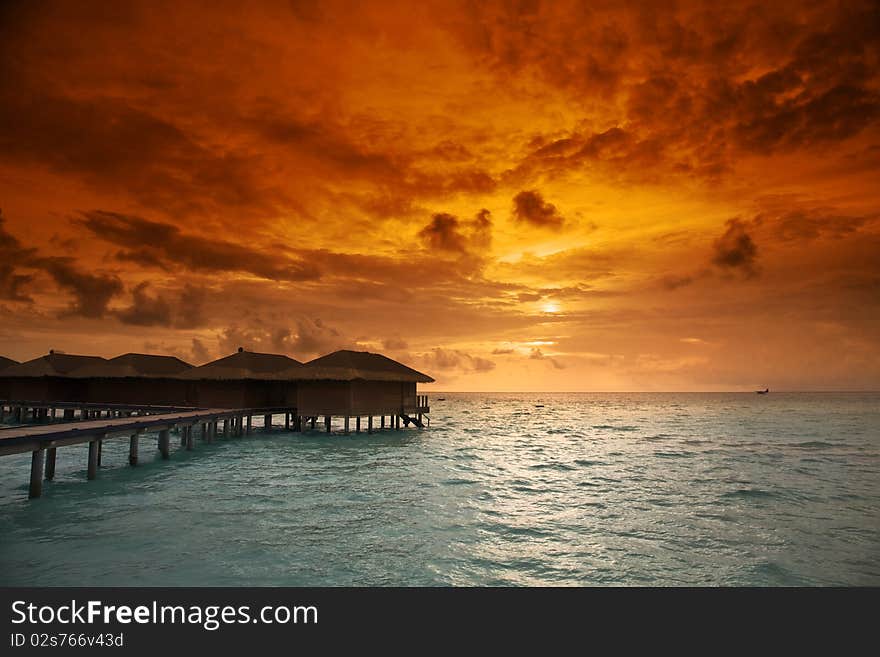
[541,301,561,314]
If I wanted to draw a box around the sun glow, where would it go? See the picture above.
[541,302,561,314]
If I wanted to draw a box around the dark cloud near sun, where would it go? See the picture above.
[417,209,493,254]
[512,190,565,229]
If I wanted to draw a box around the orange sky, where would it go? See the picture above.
[1,0,878,390]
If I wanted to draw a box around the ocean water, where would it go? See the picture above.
[0,392,878,586]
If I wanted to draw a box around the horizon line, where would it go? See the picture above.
[426,389,880,394]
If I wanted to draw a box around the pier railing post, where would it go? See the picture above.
[29,449,45,499]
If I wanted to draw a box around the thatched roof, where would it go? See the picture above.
[0,351,106,377]
[300,350,434,383]
[69,353,193,378]
[180,348,304,380]
[0,356,19,373]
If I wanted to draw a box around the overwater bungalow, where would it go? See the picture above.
[178,348,303,408]
[0,356,18,373]
[69,353,194,405]
[0,351,106,403]
[297,350,433,423]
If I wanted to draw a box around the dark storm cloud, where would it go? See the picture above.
[712,219,758,277]
[417,209,493,254]
[78,210,321,282]
[512,190,565,228]
[0,264,34,302]
[752,208,878,242]
[1,210,123,314]
[39,257,124,318]
[113,282,207,329]
[467,0,880,183]
[418,213,467,252]
[0,73,281,219]
[0,211,36,302]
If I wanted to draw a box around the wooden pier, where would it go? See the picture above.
[0,348,434,501]
[1,402,430,500]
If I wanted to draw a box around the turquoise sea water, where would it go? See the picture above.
[1,392,878,586]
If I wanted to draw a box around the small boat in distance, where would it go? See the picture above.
[756,388,769,394]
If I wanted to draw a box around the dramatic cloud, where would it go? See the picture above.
[114,282,206,329]
[712,219,759,277]
[512,191,565,229]
[417,209,493,254]
[38,258,124,318]
[78,211,320,282]
[421,348,496,373]
[216,318,358,360]
[0,1,878,390]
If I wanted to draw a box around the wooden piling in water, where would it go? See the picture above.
[129,435,138,466]
[97,440,103,467]
[87,440,99,480]
[44,447,56,480]
[285,413,290,430]
[29,449,45,499]
[246,415,252,434]
[186,426,195,450]
[264,414,272,430]
[158,429,170,459]
[356,416,361,432]
[325,415,332,433]
[344,416,350,434]
[368,415,373,434]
